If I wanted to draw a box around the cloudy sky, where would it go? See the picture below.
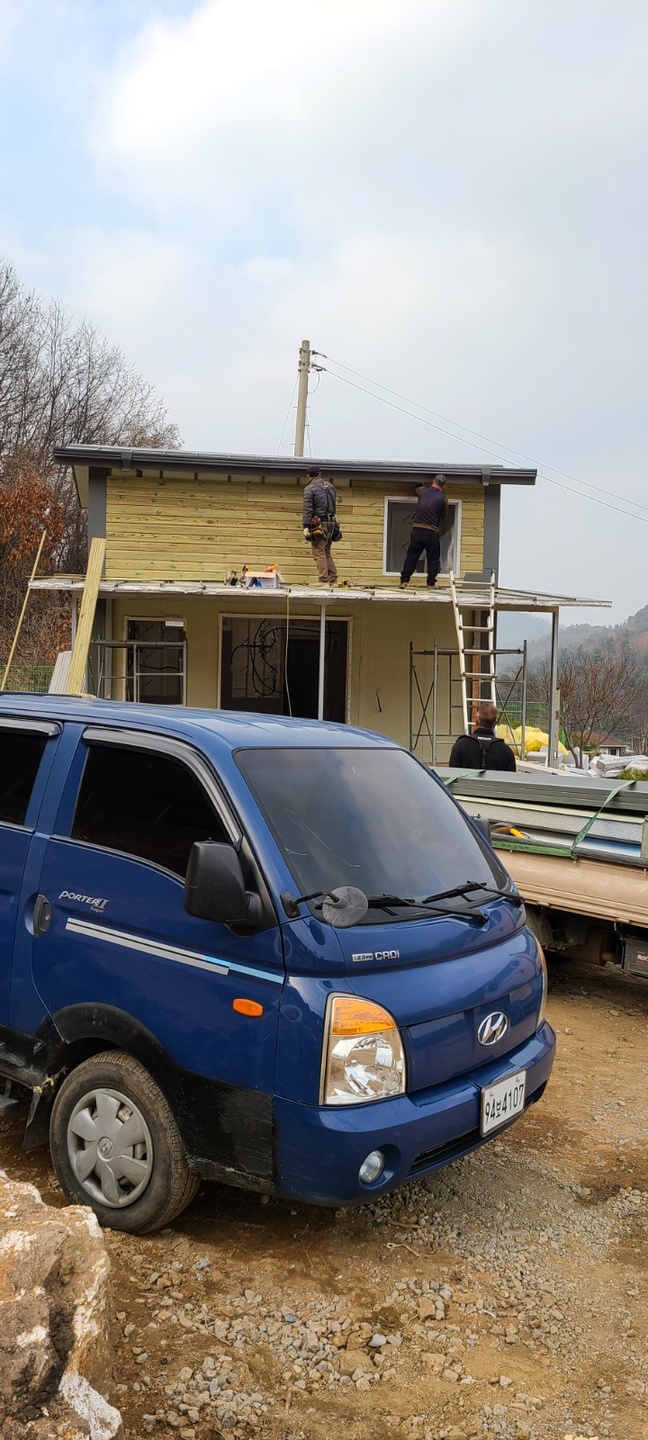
[1,0,646,623]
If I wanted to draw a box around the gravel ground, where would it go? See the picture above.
[1,956,647,1440]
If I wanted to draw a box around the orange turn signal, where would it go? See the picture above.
[233,998,264,1017]
[329,996,396,1037]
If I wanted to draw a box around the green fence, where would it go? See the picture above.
[496,697,551,733]
[0,664,54,693]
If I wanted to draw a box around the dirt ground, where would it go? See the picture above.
[1,957,647,1440]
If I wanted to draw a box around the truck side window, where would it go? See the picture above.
[71,745,229,877]
[0,730,48,826]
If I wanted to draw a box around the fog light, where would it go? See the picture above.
[359,1149,385,1185]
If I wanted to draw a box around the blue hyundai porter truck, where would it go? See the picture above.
[0,696,555,1232]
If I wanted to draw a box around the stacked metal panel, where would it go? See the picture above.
[435,767,648,869]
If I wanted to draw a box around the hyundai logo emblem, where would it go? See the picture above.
[478,1011,508,1046]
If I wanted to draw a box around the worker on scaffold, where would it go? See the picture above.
[302,464,340,585]
[399,473,447,589]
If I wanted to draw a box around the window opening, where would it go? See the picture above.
[90,620,187,704]
[220,616,348,722]
[384,497,461,576]
[71,745,229,876]
[0,730,48,825]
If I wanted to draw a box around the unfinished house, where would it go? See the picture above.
[37,447,607,763]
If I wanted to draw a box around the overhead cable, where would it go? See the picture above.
[276,376,298,455]
[317,363,648,526]
[317,352,648,521]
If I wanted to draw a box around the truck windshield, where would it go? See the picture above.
[236,747,509,917]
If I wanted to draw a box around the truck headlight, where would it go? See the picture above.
[538,943,548,1024]
[321,995,406,1106]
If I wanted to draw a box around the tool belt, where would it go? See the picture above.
[306,516,339,540]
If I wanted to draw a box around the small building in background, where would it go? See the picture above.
[585,731,631,759]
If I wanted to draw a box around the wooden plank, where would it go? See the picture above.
[66,538,106,694]
[49,651,72,693]
[0,530,48,692]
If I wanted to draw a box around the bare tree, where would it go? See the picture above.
[527,646,647,764]
[624,680,648,754]
[0,260,181,668]
[0,268,179,465]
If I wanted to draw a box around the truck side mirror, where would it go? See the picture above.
[472,815,492,845]
[184,840,253,925]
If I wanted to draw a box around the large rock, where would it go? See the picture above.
[0,1169,123,1439]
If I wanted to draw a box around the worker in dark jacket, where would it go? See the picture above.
[302,465,339,584]
[400,474,448,588]
[449,702,517,770]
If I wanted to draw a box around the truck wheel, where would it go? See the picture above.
[49,1050,200,1234]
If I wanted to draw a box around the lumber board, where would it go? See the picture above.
[66,538,106,693]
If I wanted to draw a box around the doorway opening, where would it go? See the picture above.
[220,616,349,722]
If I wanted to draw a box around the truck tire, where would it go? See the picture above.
[49,1050,200,1234]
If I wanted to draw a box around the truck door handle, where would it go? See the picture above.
[33,894,52,936]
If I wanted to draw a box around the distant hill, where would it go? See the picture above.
[523,604,648,663]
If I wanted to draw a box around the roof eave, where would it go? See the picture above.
[29,576,609,610]
[53,444,536,487]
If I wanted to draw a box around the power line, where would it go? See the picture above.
[317,352,648,520]
[318,364,648,526]
[276,376,298,455]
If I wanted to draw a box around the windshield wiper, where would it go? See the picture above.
[366,893,487,925]
[422,881,523,907]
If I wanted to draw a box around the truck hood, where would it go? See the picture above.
[333,905,544,1093]
[282,898,541,1088]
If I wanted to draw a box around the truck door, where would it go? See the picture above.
[0,718,59,1029]
[27,728,284,1096]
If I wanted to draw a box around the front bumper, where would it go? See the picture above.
[274,1020,555,1204]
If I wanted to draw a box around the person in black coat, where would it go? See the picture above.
[449,702,517,770]
[302,465,339,584]
[400,474,447,588]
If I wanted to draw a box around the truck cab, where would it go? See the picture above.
[0,696,555,1232]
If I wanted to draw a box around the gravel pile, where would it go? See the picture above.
[107,1137,648,1440]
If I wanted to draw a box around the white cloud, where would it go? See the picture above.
[92,0,482,222]
[64,228,195,340]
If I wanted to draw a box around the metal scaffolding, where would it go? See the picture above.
[409,639,529,766]
[88,638,187,705]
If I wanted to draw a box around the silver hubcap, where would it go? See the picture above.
[67,1086,154,1208]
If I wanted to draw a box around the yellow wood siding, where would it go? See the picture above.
[105,473,484,584]
[108,594,460,756]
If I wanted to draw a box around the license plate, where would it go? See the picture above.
[480,1070,526,1136]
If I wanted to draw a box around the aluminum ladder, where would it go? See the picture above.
[449,570,496,735]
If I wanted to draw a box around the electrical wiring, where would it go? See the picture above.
[276,376,298,455]
[318,364,648,526]
[318,352,648,524]
[230,620,282,698]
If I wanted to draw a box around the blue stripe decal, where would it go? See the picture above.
[225,957,283,985]
[65,916,282,985]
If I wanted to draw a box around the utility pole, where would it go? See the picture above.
[294,339,311,457]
